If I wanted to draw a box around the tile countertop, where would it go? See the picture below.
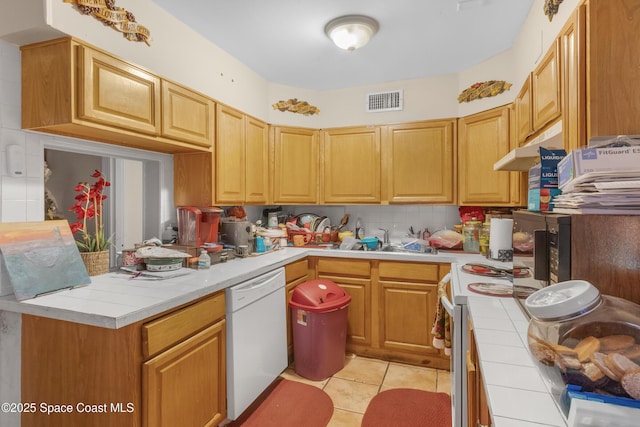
[0,247,476,329]
[468,296,568,427]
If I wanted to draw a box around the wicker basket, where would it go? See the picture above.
[80,250,110,276]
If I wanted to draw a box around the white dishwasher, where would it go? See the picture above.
[225,267,287,420]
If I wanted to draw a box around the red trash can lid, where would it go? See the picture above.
[289,279,351,312]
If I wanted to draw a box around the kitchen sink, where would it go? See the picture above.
[379,244,438,255]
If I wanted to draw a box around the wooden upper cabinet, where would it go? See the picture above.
[76,44,161,136]
[161,81,214,148]
[244,116,269,204]
[321,126,381,204]
[213,105,269,205]
[532,40,561,131]
[457,106,512,206]
[271,126,319,204]
[587,0,640,138]
[21,37,209,153]
[215,104,245,204]
[560,3,586,153]
[514,76,533,146]
[382,120,456,204]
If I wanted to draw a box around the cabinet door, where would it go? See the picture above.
[316,258,371,348]
[321,127,381,203]
[561,4,586,153]
[532,41,561,131]
[458,106,511,205]
[285,259,311,359]
[378,280,439,355]
[143,320,226,427]
[588,0,640,137]
[245,116,269,204]
[77,45,161,135]
[272,126,319,204]
[383,120,455,204]
[215,104,245,204]
[515,76,533,146]
[377,261,442,357]
[161,81,214,148]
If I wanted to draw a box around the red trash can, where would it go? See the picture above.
[289,279,351,381]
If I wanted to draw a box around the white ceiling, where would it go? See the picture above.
[150,0,535,91]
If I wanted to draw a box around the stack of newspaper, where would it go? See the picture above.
[552,170,640,214]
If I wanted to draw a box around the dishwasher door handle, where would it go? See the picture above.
[234,269,283,292]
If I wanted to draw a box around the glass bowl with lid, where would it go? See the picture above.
[525,280,640,404]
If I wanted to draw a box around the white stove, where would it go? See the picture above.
[444,262,512,427]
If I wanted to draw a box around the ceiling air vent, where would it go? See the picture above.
[366,90,403,112]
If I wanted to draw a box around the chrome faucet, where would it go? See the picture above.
[378,228,390,245]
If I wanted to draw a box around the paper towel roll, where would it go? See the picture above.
[489,218,513,260]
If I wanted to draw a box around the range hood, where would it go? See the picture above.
[494,120,563,171]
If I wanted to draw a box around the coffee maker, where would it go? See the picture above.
[177,206,223,247]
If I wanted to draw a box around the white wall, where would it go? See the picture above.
[0,0,583,127]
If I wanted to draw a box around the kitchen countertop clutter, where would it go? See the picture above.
[1,247,636,425]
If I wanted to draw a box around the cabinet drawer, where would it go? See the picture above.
[143,292,225,359]
[379,261,440,282]
[317,258,371,277]
[285,258,309,283]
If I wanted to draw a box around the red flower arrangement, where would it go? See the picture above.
[69,170,112,252]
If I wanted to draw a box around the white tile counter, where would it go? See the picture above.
[468,296,568,427]
[0,247,465,328]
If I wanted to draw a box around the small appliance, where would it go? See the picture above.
[220,220,252,248]
[176,206,223,247]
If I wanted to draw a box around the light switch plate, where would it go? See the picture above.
[6,145,25,177]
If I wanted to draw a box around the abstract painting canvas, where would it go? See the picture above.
[0,220,90,301]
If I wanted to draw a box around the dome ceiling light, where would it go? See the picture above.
[324,15,379,51]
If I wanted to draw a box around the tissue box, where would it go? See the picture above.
[558,145,640,189]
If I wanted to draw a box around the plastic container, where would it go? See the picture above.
[525,280,640,407]
[462,218,481,252]
[197,249,211,269]
[289,279,351,381]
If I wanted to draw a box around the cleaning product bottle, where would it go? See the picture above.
[198,249,211,269]
[355,217,365,239]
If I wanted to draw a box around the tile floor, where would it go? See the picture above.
[280,354,451,427]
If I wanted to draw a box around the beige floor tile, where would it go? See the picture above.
[279,368,329,389]
[381,362,438,391]
[326,408,363,427]
[332,356,388,385]
[437,369,451,394]
[323,377,380,414]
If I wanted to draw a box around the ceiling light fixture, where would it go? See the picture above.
[324,15,379,51]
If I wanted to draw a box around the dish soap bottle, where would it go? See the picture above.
[198,249,211,269]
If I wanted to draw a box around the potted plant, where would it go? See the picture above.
[69,170,112,276]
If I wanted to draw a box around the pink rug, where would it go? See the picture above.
[240,379,333,427]
[362,388,452,427]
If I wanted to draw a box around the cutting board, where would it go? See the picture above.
[0,220,90,300]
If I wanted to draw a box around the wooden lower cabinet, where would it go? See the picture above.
[21,292,226,427]
[316,258,372,349]
[143,321,226,427]
[468,318,491,427]
[285,258,312,360]
[311,257,450,369]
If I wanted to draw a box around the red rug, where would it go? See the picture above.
[362,388,452,427]
[239,379,333,427]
